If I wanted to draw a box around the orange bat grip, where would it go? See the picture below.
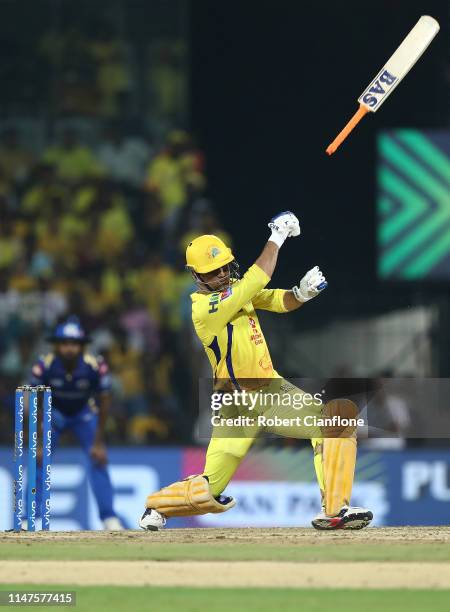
[326,104,369,155]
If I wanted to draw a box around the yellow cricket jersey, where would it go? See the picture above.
[191,264,288,385]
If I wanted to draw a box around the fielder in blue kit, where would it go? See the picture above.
[30,317,123,530]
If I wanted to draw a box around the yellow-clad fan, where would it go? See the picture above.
[140,211,373,531]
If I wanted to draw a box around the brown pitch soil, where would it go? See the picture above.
[1,526,449,545]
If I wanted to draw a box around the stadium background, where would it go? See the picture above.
[0,0,449,529]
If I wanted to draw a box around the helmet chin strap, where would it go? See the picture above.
[193,271,229,293]
[188,261,240,293]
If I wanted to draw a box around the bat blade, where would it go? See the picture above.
[358,15,440,112]
[326,15,440,155]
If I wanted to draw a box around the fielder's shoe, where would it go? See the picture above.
[312,505,373,530]
[5,526,26,532]
[139,508,166,531]
[103,516,125,531]
[7,519,38,531]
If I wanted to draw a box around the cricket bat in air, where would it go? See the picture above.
[326,15,440,155]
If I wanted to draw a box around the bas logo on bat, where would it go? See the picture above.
[361,70,397,108]
[326,16,440,155]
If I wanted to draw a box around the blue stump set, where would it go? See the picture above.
[13,386,52,532]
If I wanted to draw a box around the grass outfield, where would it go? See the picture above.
[1,529,450,611]
[1,586,450,612]
[2,540,450,562]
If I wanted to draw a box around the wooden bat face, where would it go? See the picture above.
[358,15,440,112]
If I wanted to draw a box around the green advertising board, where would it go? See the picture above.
[378,130,450,280]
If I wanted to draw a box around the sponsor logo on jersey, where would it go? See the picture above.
[220,288,232,301]
[208,293,220,314]
[248,317,263,345]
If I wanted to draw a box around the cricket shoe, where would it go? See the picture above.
[7,519,39,531]
[312,505,373,530]
[103,516,125,531]
[139,508,167,531]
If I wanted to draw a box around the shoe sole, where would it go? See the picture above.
[140,524,160,531]
[140,508,165,531]
[312,510,373,531]
[311,517,342,530]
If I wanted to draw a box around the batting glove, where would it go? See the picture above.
[293,266,328,303]
[268,211,301,248]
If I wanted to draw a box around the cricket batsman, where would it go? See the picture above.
[140,212,373,530]
[30,316,124,530]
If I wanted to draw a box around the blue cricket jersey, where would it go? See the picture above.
[30,353,111,416]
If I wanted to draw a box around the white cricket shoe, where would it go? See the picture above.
[139,508,167,531]
[103,516,125,531]
[17,518,43,531]
[312,505,373,530]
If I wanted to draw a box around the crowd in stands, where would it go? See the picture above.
[1,10,187,129]
[0,123,231,445]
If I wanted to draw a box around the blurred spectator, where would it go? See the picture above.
[136,192,164,252]
[0,333,36,380]
[0,169,14,209]
[88,22,131,117]
[0,131,203,445]
[109,327,148,418]
[39,26,97,115]
[42,129,104,182]
[97,124,152,187]
[119,289,160,354]
[144,130,205,229]
[179,199,231,254]
[22,164,68,216]
[0,128,34,185]
[151,322,192,442]
[134,252,175,324]
[92,181,134,260]
[0,3,199,446]
[0,217,24,271]
[149,42,188,120]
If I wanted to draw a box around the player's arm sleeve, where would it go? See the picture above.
[30,359,47,386]
[199,264,271,335]
[252,288,289,313]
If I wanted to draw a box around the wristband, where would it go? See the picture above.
[292,284,308,303]
[268,231,286,248]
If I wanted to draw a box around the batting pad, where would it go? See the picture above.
[146,475,236,517]
[323,437,357,516]
[322,399,358,516]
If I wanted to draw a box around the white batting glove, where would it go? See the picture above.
[268,211,301,248]
[293,266,328,303]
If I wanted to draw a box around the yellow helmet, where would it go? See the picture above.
[186,234,234,274]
